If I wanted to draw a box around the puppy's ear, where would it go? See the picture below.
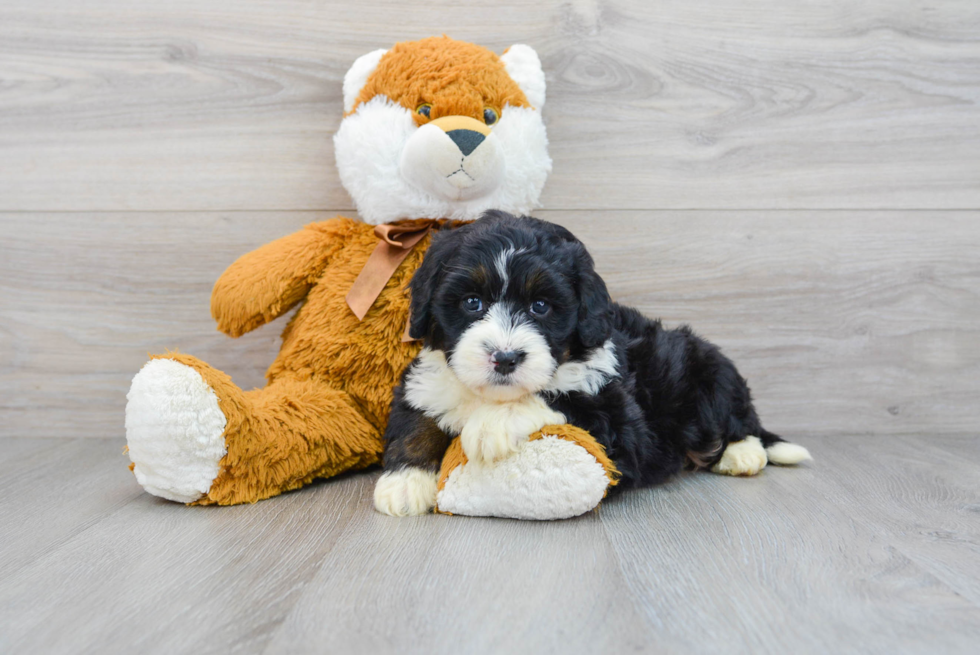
[408,229,458,341]
[573,246,614,349]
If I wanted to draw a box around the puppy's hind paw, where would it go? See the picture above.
[711,436,768,477]
[374,467,438,516]
[766,441,813,466]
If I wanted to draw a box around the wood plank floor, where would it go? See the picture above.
[1,435,978,654]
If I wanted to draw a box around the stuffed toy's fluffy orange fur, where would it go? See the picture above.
[124,37,617,517]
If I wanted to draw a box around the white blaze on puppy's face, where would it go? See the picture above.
[449,303,556,402]
[493,246,521,293]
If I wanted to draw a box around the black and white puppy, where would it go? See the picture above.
[374,212,811,516]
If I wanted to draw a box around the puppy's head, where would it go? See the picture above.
[410,212,613,401]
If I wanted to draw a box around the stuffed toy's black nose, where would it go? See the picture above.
[446,129,485,156]
[491,350,526,375]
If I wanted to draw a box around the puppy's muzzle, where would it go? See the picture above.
[491,349,526,376]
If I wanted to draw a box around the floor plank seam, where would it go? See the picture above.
[892,542,980,611]
[0,488,144,583]
[250,481,375,654]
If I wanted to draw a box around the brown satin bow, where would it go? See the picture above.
[345,219,443,341]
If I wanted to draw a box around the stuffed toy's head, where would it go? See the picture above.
[334,36,551,224]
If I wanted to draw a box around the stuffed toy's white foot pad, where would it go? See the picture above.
[125,359,227,503]
[436,436,608,520]
[711,435,768,476]
[374,467,439,516]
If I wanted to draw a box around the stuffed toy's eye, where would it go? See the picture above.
[483,107,498,125]
[530,300,550,316]
[417,103,432,118]
[462,296,484,313]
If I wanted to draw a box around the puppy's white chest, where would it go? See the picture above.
[404,349,565,463]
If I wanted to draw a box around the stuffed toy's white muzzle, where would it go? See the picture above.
[400,115,505,202]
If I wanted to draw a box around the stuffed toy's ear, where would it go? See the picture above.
[500,44,546,109]
[573,245,614,349]
[343,48,388,113]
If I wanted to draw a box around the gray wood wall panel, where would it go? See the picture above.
[0,1,977,438]
[1,210,977,438]
[1,1,979,211]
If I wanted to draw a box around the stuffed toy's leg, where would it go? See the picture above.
[125,354,382,505]
[434,425,618,520]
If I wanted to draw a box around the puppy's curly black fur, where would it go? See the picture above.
[382,211,805,498]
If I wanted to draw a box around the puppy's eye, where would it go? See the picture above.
[529,300,550,316]
[416,103,432,118]
[462,296,484,313]
[483,107,498,125]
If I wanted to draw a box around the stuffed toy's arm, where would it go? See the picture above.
[211,219,351,337]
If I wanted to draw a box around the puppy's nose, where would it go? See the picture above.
[491,350,526,375]
[445,129,485,156]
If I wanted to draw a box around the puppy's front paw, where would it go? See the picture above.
[373,468,438,516]
[486,424,528,463]
[711,436,768,476]
[461,421,524,464]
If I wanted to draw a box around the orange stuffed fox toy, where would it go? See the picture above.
[125,37,619,519]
